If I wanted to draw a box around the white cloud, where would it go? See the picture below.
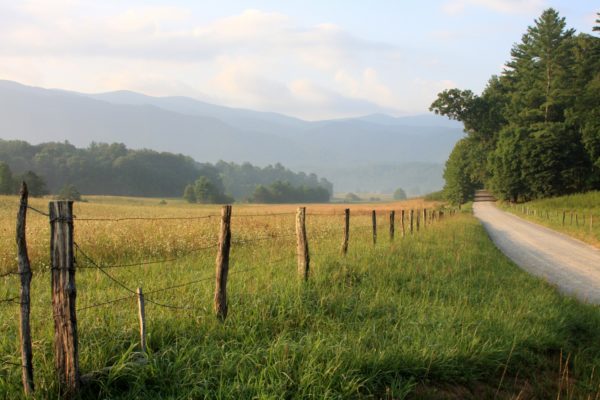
[0,5,443,118]
[442,0,545,15]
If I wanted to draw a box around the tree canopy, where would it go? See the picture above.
[431,8,600,203]
[0,140,333,201]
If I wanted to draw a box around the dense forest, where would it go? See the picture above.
[0,139,333,201]
[431,9,600,204]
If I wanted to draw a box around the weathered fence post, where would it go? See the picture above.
[17,182,34,395]
[214,205,232,321]
[389,211,395,241]
[562,211,566,226]
[296,207,310,280]
[409,210,414,235]
[49,200,79,398]
[416,210,420,232]
[136,287,146,353]
[371,210,377,245]
[400,210,405,237]
[423,208,427,228]
[341,209,350,255]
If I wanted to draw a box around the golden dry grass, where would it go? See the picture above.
[0,195,437,274]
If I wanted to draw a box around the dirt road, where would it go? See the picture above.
[473,202,600,304]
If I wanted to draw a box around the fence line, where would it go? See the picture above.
[6,200,459,397]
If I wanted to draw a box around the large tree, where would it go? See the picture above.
[433,8,599,203]
[0,162,14,194]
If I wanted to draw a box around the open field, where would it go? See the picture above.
[500,191,600,248]
[2,196,600,398]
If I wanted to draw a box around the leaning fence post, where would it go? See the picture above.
[389,211,395,241]
[371,210,377,245]
[136,287,147,353]
[214,205,232,321]
[296,207,310,280]
[49,200,79,398]
[341,209,350,255]
[17,182,34,395]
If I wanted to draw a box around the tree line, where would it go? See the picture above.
[431,9,600,204]
[0,140,333,202]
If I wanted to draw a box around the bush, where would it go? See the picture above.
[249,181,330,203]
[393,188,407,200]
[56,184,82,201]
[344,193,361,202]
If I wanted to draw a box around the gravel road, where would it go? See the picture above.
[474,201,600,304]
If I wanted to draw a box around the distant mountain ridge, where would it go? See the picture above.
[0,79,464,195]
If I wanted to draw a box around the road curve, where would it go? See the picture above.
[473,202,600,304]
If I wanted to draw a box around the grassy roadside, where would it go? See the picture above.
[1,199,600,398]
[499,191,600,248]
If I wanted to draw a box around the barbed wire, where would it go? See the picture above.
[0,297,19,305]
[0,270,19,278]
[26,205,49,217]
[75,242,219,270]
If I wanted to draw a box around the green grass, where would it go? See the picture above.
[2,205,600,398]
[500,191,600,247]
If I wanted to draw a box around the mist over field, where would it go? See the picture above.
[0,80,463,196]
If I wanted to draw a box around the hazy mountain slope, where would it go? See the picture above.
[297,120,463,165]
[0,80,307,164]
[0,80,464,194]
[88,90,308,136]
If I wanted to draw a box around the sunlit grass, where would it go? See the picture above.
[1,196,600,398]
[500,191,600,247]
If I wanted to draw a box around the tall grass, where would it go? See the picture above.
[1,197,600,398]
[500,191,600,247]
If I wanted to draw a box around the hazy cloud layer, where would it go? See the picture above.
[0,2,459,119]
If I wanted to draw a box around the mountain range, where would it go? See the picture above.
[0,79,464,195]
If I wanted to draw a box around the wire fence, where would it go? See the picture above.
[4,200,457,396]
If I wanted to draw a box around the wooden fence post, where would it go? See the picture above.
[416,210,420,232]
[371,210,377,245]
[341,209,350,255]
[137,287,146,353]
[214,205,232,321]
[389,211,395,241]
[17,182,34,395]
[562,211,566,226]
[49,200,79,398]
[296,207,310,280]
[409,210,414,235]
[400,210,405,237]
[423,208,427,227]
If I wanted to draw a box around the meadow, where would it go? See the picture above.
[500,191,600,248]
[2,195,600,399]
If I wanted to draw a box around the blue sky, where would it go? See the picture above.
[0,0,596,119]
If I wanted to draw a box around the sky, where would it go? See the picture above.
[0,0,596,120]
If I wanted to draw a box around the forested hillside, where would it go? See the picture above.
[432,9,600,204]
[0,139,332,199]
